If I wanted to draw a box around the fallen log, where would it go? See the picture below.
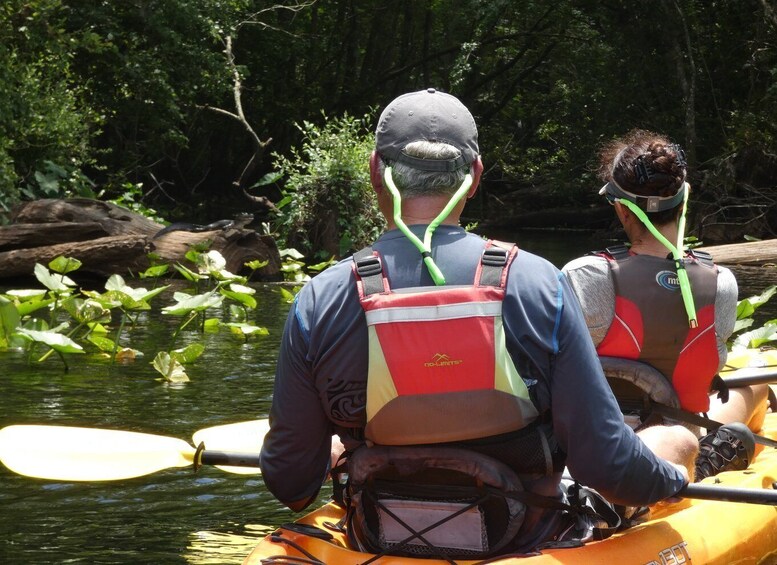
[0,198,281,281]
[699,239,777,266]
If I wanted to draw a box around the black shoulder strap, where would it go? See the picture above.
[478,241,516,287]
[353,246,385,296]
[688,248,715,267]
[602,244,630,260]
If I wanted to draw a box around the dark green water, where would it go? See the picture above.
[1,230,776,564]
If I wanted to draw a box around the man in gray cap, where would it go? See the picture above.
[260,89,688,555]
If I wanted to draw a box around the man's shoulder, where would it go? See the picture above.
[296,258,355,301]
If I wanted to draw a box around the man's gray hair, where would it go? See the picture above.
[379,141,471,199]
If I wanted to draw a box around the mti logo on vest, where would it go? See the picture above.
[424,353,464,368]
[655,270,680,290]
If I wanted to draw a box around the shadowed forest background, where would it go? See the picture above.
[2,0,776,260]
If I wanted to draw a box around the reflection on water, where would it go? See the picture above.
[185,525,273,565]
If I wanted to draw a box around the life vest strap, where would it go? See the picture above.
[354,240,517,295]
[602,244,631,260]
[479,246,509,287]
[688,248,715,267]
[477,240,517,288]
[354,247,385,296]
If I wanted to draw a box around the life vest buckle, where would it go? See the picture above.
[356,255,383,277]
[481,247,508,267]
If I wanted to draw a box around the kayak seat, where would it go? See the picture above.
[344,445,527,560]
[600,356,701,436]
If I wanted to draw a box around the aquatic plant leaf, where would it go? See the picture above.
[4,289,52,316]
[5,289,47,301]
[0,296,20,348]
[733,318,754,334]
[34,263,75,292]
[280,248,305,260]
[170,343,205,364]
[115,347,143,363]
[152,351,190,383]
[220,288,257,309]
[174,263,207,282]
[16,298,55,316]
[139,264,170,278]
[14,328,84,354]
[101,290,150,310]
[736,285,777,320]
[62,297,111,324]
[87,334,116,352]
[225,322,269,338]
[732,319,777,351]
[228,283,255,295]
[162,291,223,315]
[105,274,170,303]
[245,259,269,270]
[48,256,82,274]
[278,287,298,304]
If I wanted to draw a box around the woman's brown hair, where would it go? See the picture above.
[598,129,687,225]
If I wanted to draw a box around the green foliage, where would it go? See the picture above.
[107,183,166,223]
[273,112,385,259]
[0,250,268,376]
[730,285,777,351]
[1,0,775,239]
[0,1,102,211]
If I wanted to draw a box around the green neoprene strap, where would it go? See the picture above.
[616,192,698,327]
[383,167,473,286]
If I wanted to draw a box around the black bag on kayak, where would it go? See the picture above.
[344,445,528,560]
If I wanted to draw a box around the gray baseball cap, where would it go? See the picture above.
[375,88,479,172]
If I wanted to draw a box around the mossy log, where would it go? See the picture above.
[0,198,281,281]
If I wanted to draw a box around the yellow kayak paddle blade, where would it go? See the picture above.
[0,425,195,481]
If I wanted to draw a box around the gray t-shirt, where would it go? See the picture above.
[260,226,685,544]
[562,254,738,370]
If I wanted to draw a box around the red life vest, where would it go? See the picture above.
[352,241,539,445]
[595,247,719,412]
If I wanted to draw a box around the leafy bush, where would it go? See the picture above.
[273,112,385,260]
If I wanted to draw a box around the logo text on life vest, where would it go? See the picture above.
[655,270,680,291]
[424,353,464,367]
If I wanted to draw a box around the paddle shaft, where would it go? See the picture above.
[197,450,261,469]
[681,483,777,506]
[723,370,777,388]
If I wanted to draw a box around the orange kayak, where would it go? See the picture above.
[245,352,777,565]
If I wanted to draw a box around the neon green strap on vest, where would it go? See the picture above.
[383,166,473,286]
[615,188,698,328]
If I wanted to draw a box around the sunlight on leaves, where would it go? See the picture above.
[49,256,82,274]
[87,333,117,352]
[732,319,777,351]
[162,291,223,315]
[170,343,205,364]
[34,263,76,292]
[152,351,190,383]
[225,322,269,339]
[14,328,84,354]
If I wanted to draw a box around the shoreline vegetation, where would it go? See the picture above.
[1,2,774,250]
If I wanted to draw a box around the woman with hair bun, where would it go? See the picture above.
[563,129,768,483]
